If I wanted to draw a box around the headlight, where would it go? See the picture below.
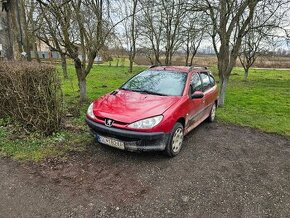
[128,115,163,129]
[87,103,95,119]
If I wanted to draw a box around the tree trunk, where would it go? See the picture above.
[79,78,87,103]
[168,51,173,66]
[128,0,137,73]
[185,51,189,66]
[154,52,161,65]
[5,10,14,60]
[20,0,31,61]
[164,48,173,66]
[244,68,249,80]
[218,77,228,107]
[185,39,190,66]
[12,0,23,59]
[165,52,170,66]
[5,0,22,60]
[128,45,135,73]
[189,50,197,66]
[61,54,68,79]
[30,0,40,62]
[129,57,134,73]
[75,59,87,102]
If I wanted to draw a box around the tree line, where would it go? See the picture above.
[1,0,289,105]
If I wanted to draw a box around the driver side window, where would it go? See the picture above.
[191,73,203,93]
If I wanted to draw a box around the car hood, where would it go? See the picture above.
[93,89,180,123]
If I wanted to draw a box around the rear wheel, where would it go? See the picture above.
[208,103,216,122]
[165,122,184,157]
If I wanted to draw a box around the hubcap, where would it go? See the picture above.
[211,104,216,121]
[172,128,184,153]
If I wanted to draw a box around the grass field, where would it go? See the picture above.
[0,63,289,161]
[63,64,290,136]
[216,68,290,136]
[135,55,290,68]
[62,64,145,104]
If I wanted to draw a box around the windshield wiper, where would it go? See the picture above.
[120,87,168,96]
[133,89,168,96]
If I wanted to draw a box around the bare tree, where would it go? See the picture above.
[19,0,41,62]
[35,0,116,102]
[238,2,287,80]
[138,0,188,65]
[161,0,187,65]
[117,0,139,73]
[138,0,163,65]
[203,0,289,106]
[1,0,22,60]
[128,0,138,73]
[238,28,263,80]
[35,2,68,78]
[182,12,207,66]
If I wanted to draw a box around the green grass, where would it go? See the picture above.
[0,63,289,161]
[62,64,145,103]
[0,122,90,162]
[62,65,290,136]
[61,64,146,124]
[216,68,290,136]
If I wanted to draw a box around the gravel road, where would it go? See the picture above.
[1,122,290,218]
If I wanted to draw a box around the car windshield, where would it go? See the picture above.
[121,70,187,96]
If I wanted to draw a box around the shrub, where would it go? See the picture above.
[0,61,62,135]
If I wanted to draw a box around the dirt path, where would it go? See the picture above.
[1,122,290,218]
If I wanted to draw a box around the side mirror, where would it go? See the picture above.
[191,91,204,99]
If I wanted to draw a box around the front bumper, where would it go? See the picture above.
[85,117,169,151]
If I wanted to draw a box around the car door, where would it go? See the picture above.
[199,72,216,116]
[186,73,205,132]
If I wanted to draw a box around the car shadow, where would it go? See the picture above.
[88,121,216,162]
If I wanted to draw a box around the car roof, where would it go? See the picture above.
[149,66,208,73]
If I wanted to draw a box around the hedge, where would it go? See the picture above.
[0,61,62,135]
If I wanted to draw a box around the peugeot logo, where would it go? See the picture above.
[105,118,114,127]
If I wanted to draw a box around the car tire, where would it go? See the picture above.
[207,103,216,122]
[165,122,184,157]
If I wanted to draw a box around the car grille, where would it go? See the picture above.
[95,116,128,127]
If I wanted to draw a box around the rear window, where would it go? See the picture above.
[121,70,187,96]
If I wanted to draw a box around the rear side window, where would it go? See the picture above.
[209,73,215,86]
[191,73,203,93]
[200,72,212,91]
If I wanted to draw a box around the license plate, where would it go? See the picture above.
[97,135,125,150]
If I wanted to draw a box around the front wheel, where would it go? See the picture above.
[165,122,184,157]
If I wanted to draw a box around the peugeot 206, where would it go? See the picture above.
[86,66,218,157]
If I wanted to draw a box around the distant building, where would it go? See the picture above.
[33,40,61,59]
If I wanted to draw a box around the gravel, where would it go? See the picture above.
[1,122,290,217]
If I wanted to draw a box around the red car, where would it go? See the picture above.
[86,66,218,157]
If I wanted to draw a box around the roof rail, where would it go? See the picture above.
[149,64,162,68]
[189,66,208,71]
